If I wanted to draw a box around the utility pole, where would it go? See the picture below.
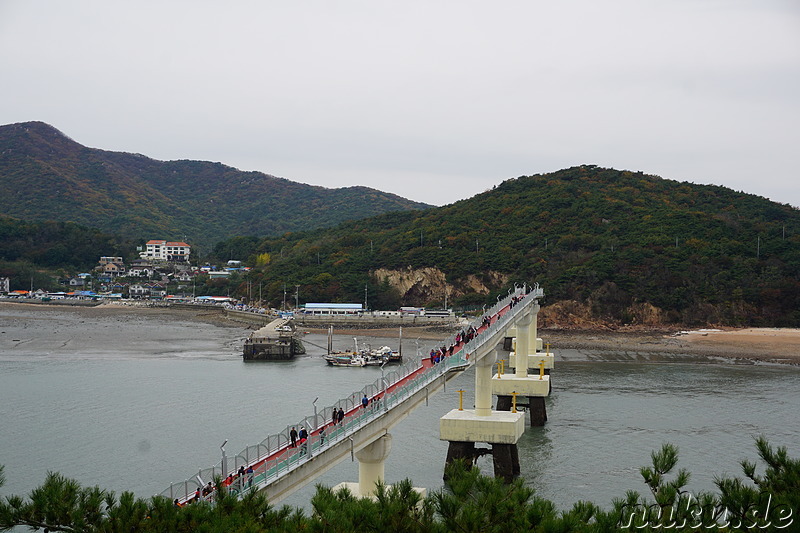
[295,285,299,310]
[282,284,287,311]
[364,284,368,311]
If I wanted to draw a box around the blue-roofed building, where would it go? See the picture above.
[302,303,363,315]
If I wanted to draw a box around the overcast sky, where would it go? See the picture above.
[2,1,798,208]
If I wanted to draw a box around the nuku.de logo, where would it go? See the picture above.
[618,491,793,529]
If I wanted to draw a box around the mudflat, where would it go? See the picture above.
[3,301,798,366]
[305,324,800,366]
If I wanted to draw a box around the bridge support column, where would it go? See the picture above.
[493,311,550,427]
[333,433,428,499]
[492,443,520,482]
[514,312,531,379]
[355,433,392,498]
[529,397,547,426]
[528,302,544,355]
[475,344,497,416]
[495,394,548,427]
[440,347,525,483]
[334,433,427,500]
[509,303,553,375]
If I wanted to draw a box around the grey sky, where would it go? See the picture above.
[2,1,798,207]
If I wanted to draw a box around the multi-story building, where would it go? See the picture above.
[139,240,191,262]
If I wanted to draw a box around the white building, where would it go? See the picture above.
[302,303,363,315]
[139,240,191,262]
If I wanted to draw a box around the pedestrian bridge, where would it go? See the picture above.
[160,284,545,504]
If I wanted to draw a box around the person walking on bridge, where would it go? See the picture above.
[290,426,298,447]
[337,407,344,425]
[298,426,308,455]
[361,394,369,409]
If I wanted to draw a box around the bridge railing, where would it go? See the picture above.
[159,285,542,503]
[158,351,425,501]
[458,285,543,362]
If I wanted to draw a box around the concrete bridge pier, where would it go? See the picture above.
[440,347,525,483]
[508,303,554,376]
[333,433,427,499]
[495,395,548,426]
[356,433,392,497]
[493,311,550,426]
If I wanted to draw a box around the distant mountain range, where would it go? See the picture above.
[214,166,800,327]
[0,121,431,249]
[4,121,800,327]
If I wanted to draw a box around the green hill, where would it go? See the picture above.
[0,121,431,250]
[215,166,800,327]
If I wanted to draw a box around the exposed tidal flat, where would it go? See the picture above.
[1,302,799,512]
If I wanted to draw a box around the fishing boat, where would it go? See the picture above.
[322,329,403,366]
[369,345,402,363]
[325,352,377,367]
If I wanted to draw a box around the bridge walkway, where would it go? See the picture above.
[161,285,542,504]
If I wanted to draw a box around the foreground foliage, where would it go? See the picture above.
[1,438,797,532]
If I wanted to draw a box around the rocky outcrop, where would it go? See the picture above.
[540,299,669,329]
[371,266,509,305]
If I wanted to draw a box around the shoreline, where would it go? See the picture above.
[541,327,800,366]
[3,301,799,366]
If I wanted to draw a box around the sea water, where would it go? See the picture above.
[1,304,798,510]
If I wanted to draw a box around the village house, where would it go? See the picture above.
[129,282,167,299]
[128,267,154,278]
[109,282,129,294]
[175,270,198,282]
[100,262,126,277]
[98,256,123,266]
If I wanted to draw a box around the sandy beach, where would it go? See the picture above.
[3,301,799,366]
[536,327,800,366]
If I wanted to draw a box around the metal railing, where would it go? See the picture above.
[159,284,543,503]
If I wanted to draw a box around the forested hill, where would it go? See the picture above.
[216,166,800,327]
[0,121,431,249]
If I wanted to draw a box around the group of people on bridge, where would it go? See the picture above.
[429,315,495,365]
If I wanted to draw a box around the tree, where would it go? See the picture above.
[2,439,799,532]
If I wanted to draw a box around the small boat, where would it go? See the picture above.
[322,333,401,366]
[324,349,387,367]
[326,353,370,367]
[369,345,402,363]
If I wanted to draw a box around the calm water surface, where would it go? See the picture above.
[1,305,798,510]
